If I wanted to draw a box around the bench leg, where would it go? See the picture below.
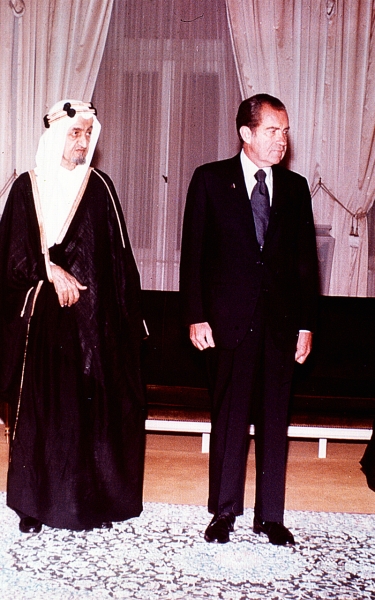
[2,402,10,444]
[318,438,327,458]
[202,433,210,454]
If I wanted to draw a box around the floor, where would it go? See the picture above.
[1,425,374,514]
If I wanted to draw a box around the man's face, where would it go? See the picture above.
[240,105,289,167]
[61,116,94,170]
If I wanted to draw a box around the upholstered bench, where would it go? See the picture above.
[145,384,373,457]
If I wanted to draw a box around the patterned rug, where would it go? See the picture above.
[0,493,375,599]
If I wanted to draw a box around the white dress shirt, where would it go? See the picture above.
[240,149,272,203]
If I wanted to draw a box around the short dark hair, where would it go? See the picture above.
[236,94,286,142]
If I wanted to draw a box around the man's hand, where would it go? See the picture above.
[295,331,313,364]
[50,264,87,307]
[189,322,215,351]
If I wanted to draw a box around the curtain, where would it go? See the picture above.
[92,0,241,291]
[226,0,375,296]
[0,0,17,211]
[0,0,114,213]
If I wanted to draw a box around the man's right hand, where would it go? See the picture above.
[50,264,87,307]
[189,322,215,351]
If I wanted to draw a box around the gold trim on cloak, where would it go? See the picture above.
[92,169,126,248]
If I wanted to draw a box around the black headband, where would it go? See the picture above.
[43,101,97,128]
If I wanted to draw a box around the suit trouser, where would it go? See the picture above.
[206,306,296,522]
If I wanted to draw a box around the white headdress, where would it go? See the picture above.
[34,100,101,247]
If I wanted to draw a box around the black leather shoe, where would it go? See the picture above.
[204,512,235,543]
[253,516,295,546]
[19,516,42,534]
[100,522,113,529]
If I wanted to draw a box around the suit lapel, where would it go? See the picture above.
[265,165,287,246]
[227,154,259,247]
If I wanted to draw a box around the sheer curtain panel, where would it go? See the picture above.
[92,0,241,291]
[226,0,375,296]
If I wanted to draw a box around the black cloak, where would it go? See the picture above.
[360,425,375,493]
[0,168,146,530]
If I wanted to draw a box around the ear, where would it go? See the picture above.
[239,125,252,143]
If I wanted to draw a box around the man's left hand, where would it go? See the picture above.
[295,331,312,364]
[50,264,87,307]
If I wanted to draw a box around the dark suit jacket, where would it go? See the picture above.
[180,153,319,350]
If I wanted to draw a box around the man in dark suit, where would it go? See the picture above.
[180,94,319,546]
